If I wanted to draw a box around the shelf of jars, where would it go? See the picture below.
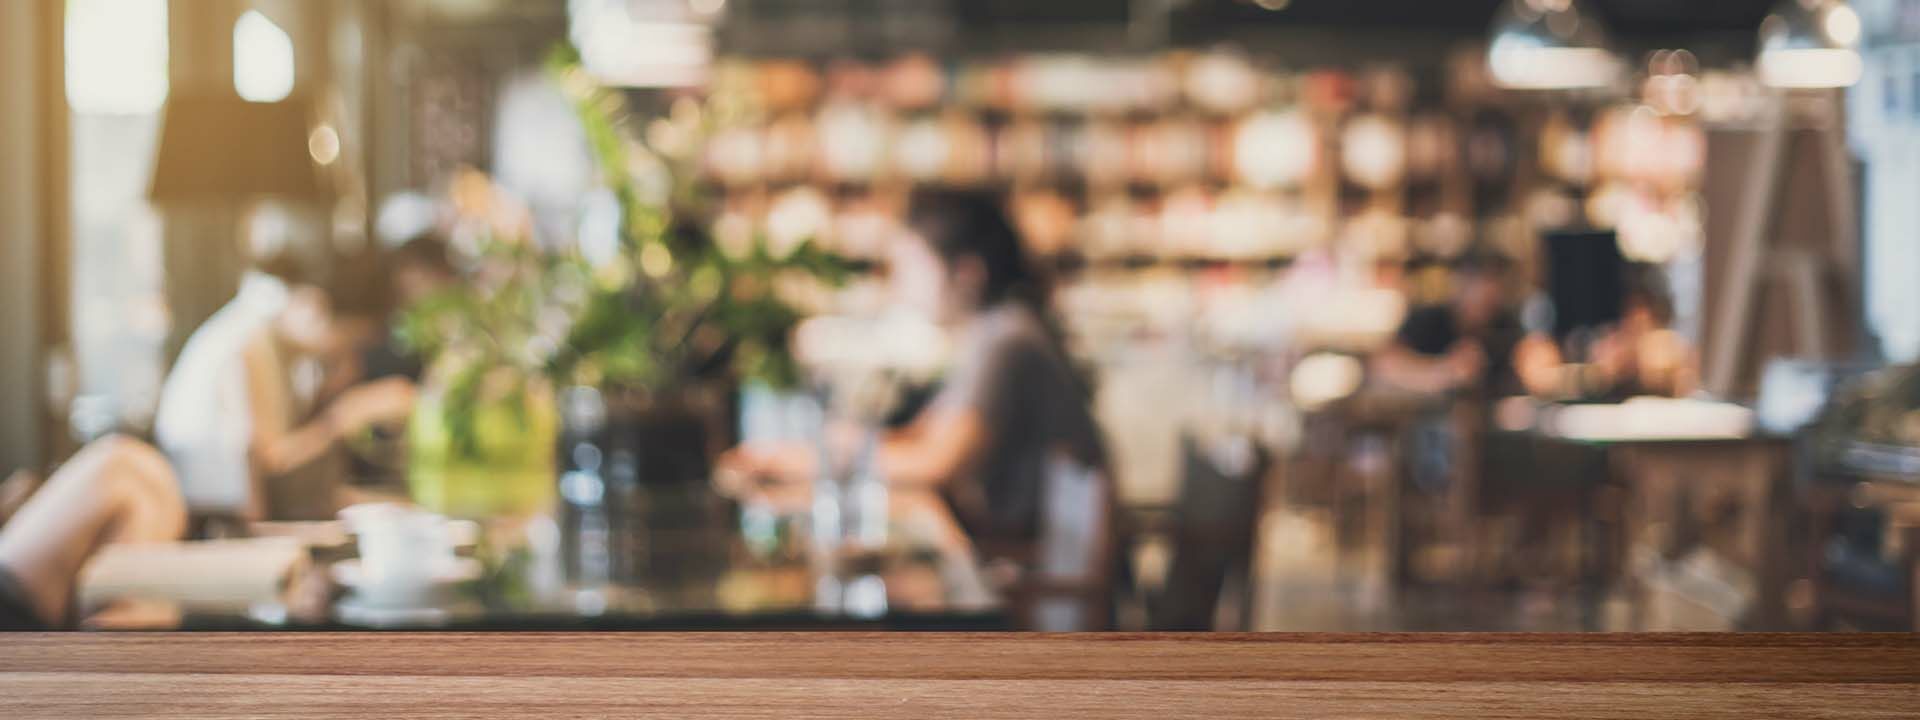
[672,48,1756,359]
[700,50,1740,264]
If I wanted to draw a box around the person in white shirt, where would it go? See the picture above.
[155,255,414,521]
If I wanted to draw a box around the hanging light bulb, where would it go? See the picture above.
[1486,0,1624,91]
[1757,0,1863,89]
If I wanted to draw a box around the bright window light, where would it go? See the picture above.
[65,0,169,115]
[569,0,713,88]
[234,10,295,103]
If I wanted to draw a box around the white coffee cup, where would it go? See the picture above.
[338,504,458,608]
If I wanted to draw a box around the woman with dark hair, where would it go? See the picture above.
[727,189,1106,558]
[156,252,415,521]
[892,190,1106,552]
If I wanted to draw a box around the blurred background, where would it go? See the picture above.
[1,0,1919,633]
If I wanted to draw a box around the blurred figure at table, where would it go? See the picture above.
[342,194,462,386]
[1513,267,1697,400]
[155,252,417,523]
[1374,252,1527,397]
[0,437,186,630]
[315,233,461,488]
[724,189,1109,560]
[356,233,459,385]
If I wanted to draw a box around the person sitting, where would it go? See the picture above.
[155,252,416,522]
[360,234,459,384]
[721,189,1109,561]
[1374,253,1527,397]
[0,437,186,630]
[1513,267,1697,400]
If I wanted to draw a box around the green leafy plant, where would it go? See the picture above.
[396,44,850,456]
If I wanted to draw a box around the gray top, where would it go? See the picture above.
[934,302,1105,546]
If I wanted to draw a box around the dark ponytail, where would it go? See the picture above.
[905,188,1054,321]
[906,189,1091,396]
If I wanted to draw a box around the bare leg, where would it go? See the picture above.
[0,471,40,524]
[0,436,186,627]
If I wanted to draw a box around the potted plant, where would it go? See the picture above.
[395,47,848,530]
[395,170,581,520]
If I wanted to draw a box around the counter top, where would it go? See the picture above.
[3,633,1917,718]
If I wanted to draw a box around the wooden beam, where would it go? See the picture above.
[1703,105,1787,399]
[39,0,72,465]
[1,633,1915,718]
[0,0,60,472]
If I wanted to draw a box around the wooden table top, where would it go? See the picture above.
[4,633,1918,718]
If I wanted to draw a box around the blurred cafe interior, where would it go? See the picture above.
[2,0,1920,633]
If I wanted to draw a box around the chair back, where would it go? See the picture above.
[1021,452,1115,631]
[1154,434,1266,630]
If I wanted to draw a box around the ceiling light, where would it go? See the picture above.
[1486,0,1623,90]
[1757,0,1864,89]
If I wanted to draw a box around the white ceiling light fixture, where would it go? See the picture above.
[234,10,296,103]
[569,0,716,88]
[1487,0,1624,91]
[1757,0,1864,89]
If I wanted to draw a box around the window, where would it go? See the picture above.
[234,10,295,103]
[64,0,170,436]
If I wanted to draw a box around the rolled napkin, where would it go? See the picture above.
[77,537,309,614]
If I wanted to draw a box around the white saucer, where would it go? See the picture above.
[330,557,485,590]
[332,596,481,628]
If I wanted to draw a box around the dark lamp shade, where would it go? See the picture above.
[148,93,333,205]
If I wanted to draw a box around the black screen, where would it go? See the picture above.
[1543,230,1626,341]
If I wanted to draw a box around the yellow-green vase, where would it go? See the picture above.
[408,378,558,520]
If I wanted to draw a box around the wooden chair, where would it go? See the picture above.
[1805,478,1920,631]
[1150,434,1267,631]
[1015,454,1118,632]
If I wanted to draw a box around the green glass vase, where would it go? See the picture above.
[407,378,558,520]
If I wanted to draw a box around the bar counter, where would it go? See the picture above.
[4,633,1917,718]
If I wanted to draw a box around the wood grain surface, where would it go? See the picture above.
[3,633,1917,718]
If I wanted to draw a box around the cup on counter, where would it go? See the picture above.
[336,503,468,609]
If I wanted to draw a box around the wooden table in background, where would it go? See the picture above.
[1504,434,1794,630]
[4,633,1917,718]
[1605,438,1795,629]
